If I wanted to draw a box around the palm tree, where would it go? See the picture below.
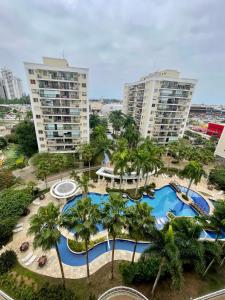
[182,161,204,196]
[170,217,205,274]
[81,143,94,177]
[131,148,147,196]
[197,200,225,276]
[101,192,127,279]
[28,203,65,288]
[109,110,124,137]
[146,225,182,298]
[125,202,154,263]
[77,174,95,197]
[111,148,130,189]
[61,197,100,281]
[52,154,67,181]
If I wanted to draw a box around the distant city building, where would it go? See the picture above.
[215,127,225,160]
[123,69,197,144]
[89,100,103,114]
[1,68,24,99]
[0,79,7,99]
[24,57,89,153]
[189,104,225,119]
[101,103,123,116]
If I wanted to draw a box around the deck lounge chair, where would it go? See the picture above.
[13,227,23,233]
[25,255,37,266]
[21,252,33,263]
[15,223,23,229]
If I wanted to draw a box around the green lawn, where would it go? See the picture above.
[3,144,26,169]
[1,262,225,300]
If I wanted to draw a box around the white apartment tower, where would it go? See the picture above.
[24,57,89,153]
[1,68,24,99]
[123,70,197,144]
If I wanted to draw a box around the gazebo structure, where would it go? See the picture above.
[96,167,155,188]
[50,180,78,201]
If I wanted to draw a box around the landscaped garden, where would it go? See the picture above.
[0,112,225,300]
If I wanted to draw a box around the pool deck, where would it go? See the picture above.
[0,174,222,279]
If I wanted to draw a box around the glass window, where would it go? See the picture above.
[28,69,34,74]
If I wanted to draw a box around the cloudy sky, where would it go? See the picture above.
[0,0,224,104]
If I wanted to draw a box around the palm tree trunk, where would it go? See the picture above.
[44,176,47,189]
[111,236,116,279]
[85,240,90,281]
[135,173,140,196]
[151,258,164,298]
[186,179,193,196]
[89,161,91,178]
[220,256,225,266]
[55,242,65,289]
[144,173,149,187]
[119,175,122,190]
[132,240,137,263]
[203,232,220,276]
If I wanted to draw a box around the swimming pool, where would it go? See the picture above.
[63,185,198,219]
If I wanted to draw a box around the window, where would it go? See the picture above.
[82,83,86,88]
[152,104,155,107]
[36,115,41,119]
[30,79,36,84]
[28,69,34,74]
[33,98,38,102]
[38,130,43,134]
[82,74,86,79]
[39,138,44,141]
[40,144,45,148]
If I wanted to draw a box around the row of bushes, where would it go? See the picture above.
[0,188,33,247]
[68,237,106,252]
[0,251,17,275]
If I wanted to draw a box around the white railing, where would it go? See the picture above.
[98,286,149,300]
[0,290,14,300]
[192,288,225,300]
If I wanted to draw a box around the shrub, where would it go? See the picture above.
[0,217,16,247]
[0,136,7,150]
[0,250,17,274]
[120,255,162,284]
[33,283,78,300]
[0,169,16,191]
[209,168,225,191]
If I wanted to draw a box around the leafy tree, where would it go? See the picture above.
[91,125,112,163]
[62,197,100,281]
[146,225,183,297]
[126,202,154,263]
[0,217,17,248]
[0,136,7,150]
[209,168,225,190]
[89,114,107,129]
[0,169,16,191]
[101,192,127,279]
[28,203,66,288]
[51,154,68,181]
[25,110,33,120]
[36,160,50,188]
[14,120,38,156]
[122,123,140,149]
[182,161,204,196]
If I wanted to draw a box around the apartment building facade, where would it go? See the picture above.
[24,57,89,153]
[1,68,24,99]
[215,127,225,161]
[123,70,197,144]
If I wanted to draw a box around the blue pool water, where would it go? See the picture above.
[58,235,150,266]
[59,185,211,267]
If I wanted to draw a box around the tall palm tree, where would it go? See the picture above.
[170,217,205,274]
[101,192,127,279]
[182,161,205,196]
[197,200,225,276]
[125,202,154,263]
[131,148,147,196]
[28,203,65,288]
[81,143,94,177]
[109,110,124,137]
[146,225,182,298]
[112,148,130,189]
[77,174,95,198]
[61,197,100,281]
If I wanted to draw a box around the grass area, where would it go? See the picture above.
[1,261,225,300]
[68,237,106,252]
[3,144,26,169]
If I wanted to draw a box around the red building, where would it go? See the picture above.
[207,123,224,138]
